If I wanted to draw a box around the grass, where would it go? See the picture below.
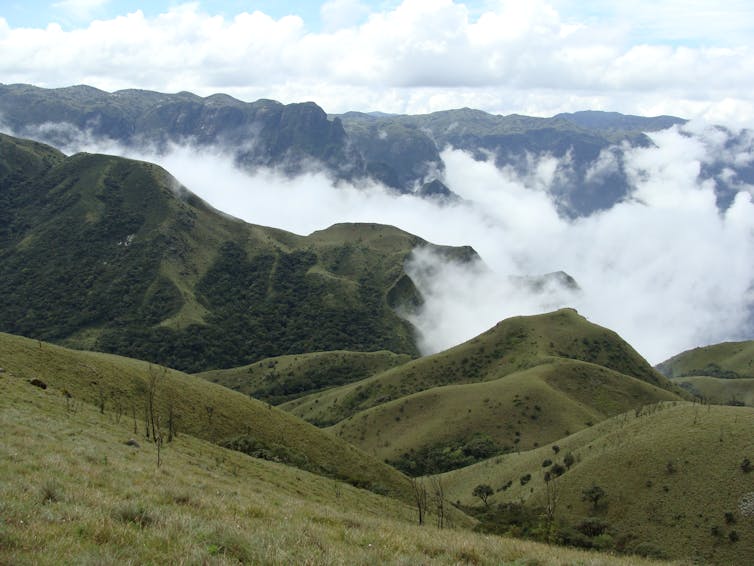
[0,362,675,565]
[672,376,754,406]
[328,359,680,465]
[439,401,754,565]
[0,331,415,501]
[284,309,681,427]
[195,349,411,405]
[657,340,754,379]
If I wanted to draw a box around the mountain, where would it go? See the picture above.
[282,309,684,473]
[657,340,754,406]
[439,401,754,565]
[0,351,662,565]
[0,83,713,216]
[337,108,687,215]
[0,131,476,372]
[0,83,362,179]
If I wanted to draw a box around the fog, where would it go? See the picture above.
[9,121,754,365]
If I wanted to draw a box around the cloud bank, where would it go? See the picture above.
[1,1,754,124]
[21,119,754,365]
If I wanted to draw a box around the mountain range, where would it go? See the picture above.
[6,83,751,217]
[1,84,754,565]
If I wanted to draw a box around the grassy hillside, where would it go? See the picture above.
[329,359,679,474]
[657,340,754,379]
[0,347,671,565]
[0,332,414,500]
[284,309,681,427]
[196,350,411,405]
[440,402,754,565]
[0,132,476,372]
[672,376,754,406]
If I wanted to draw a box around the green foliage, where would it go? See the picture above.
[472,484,494,506]
[388,433,504,476]
[582,484,607,511]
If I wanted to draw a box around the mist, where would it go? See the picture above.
[7,120,754,365]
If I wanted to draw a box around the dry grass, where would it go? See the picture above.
[0,371,675,565]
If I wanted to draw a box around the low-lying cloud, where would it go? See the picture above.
[8,121,754,365]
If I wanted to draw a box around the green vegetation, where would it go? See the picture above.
[657,340,754,379]
[196,350,411,405]
[439,401,754,565]
[0,342,673,566]
[0,331,414,500]
[0,132,478,372]
[283,310,682,473]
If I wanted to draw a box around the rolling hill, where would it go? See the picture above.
[0,331,414,500]
[657,340,754,406]
[282,309,684,473]
[196,350,411,405]
[0,361,669,565]
[439,401,754,565]
[0,131,475,372]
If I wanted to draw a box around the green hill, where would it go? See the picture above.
[672,376,754,407]
[283,309,680,426]
[282,309,684,474]
[330,359,679,475]
[0,367,668,565]
[196,350,411,405]
[0,132,474,372]
[0,331,414,500]
[657,340,754,379]
[438,402,754,565]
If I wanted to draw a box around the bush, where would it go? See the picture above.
[741,458,752,473]
[113,503,155,528]
[39,479,63,504]
[520,473,531,486]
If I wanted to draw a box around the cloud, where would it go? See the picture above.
[0,1,753,124]
[21,117,753,365]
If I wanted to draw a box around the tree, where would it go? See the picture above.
[582,484,606,511]
[472,484,494,507]
[409,477,428,525]
[430,477,446,529]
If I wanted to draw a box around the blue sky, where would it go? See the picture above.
[1,1,754,123]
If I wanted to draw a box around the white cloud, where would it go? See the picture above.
[0,1,753,124]
[10,116,754,364]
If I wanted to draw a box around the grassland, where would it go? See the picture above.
[439,402,754,565]
[329,359,679,468]
[657,340,754,379]
[195,350,411,405]
[0,332,414,500]
[0,353,677,565]
[672,376,754,406]
[282,310,683,474]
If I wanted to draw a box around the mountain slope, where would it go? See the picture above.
[196,350,411,405]
[0,331,414,499]
[439,402,754,565]
[0,132,474,372]
[0,370,665,565]
[282,310,684,473]
[284,309,679,426]
[0,83,362,179]
[329,359,679,474]
[657,340,754,379]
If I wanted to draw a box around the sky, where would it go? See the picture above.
[2,1,754,123]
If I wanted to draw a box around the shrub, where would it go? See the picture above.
[741,457,752,473]
[113,503,155,528]
[39,479,63,504]
[541,459,552,467]
[519,473,531,486]
[563,452,575,468]
[729,530,740,542]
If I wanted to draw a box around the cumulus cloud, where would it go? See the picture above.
[23,119,754,365]
[1,1,753,124]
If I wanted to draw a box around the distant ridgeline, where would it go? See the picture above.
[0,132,477,372]
[8,83,749,216]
